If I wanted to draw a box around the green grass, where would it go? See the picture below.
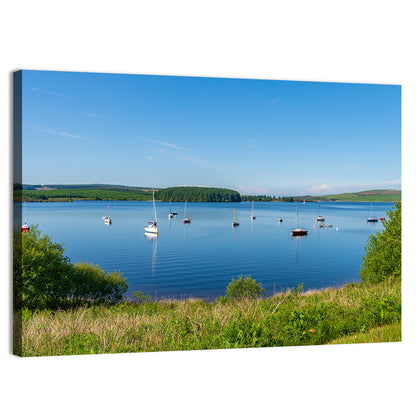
[314,190,401,202]
[21,278,401,356]
[328,322,401,344]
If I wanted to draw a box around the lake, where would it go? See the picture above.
[23,200,393,300]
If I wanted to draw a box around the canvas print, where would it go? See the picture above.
[13,70,401,357]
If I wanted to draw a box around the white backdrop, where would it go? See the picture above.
[1,1,415,415]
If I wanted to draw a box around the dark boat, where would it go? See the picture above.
[182,200,191,224]
[232,208,240,227]
[291,204,307,236]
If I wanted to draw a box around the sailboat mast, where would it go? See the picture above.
[296,204,299,228]
[153,188,157,223]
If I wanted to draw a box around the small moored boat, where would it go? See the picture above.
[315,202,325,222]
[103,204,112,224]
[291,204,307,236]
[21,202,30,233]
[144,189,159,234]
[232,208,240,227]
[182,200,191,224]
[169,199,176,219]
[366,202,378,222]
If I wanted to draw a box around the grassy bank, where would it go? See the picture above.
[22,278,401,356]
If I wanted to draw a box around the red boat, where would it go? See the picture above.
[291,204,307,237]
[21,202,30,232]
[291,228,308,237]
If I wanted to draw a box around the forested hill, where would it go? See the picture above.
[156,187,241,202]
[18,184,241,202]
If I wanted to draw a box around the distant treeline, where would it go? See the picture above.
[241,195,295,202]
[22,187,152,201]
[20,185,241,202]
[156,187,241,202]
[241,195,275,202]
[22,184,151,191]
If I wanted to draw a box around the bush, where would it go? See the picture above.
[72,262,127,304]
[14,226,128,309]
[360,202,401,284]
[14,226,74,309]
[226,275,265,300]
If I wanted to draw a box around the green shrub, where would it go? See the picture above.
[361,202,401,284]
[14,226,128,309]
[14,226,74,309]
[225,275,265,300]
[131,290,153,304]
[72,262,127,304]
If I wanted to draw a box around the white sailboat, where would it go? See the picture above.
[315,201,325,222]
[367,202,378,222]
[168,199,175,219]
[144,189,159,234]
[182,200,191,224]
[232,208,240,227]
[251,201,256,220]
[103,204,112,224]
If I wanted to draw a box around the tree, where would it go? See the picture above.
[14,226,128,309]
[360,202,401,284]
[226,275,266,299]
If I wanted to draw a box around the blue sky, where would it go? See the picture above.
[21,70,401,196]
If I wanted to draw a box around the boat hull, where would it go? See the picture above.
[144,226,158,234]
[367,218,378,222]
[291,229,307,236]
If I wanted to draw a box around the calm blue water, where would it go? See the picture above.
[23,201,393,299]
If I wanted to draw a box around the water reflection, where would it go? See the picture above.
[144,232,158,278]
[292,235,306,265]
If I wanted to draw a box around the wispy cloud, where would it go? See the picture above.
[309,184,334,194]
[60,132,91,141]
[244,139,257,148]
[238,186,268,195]
[83,113,104,118]
[31,87,63,97]
[146,138,190,152]
[30,125,57,135]
[31,124,91,141]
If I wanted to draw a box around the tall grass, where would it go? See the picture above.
[22,278,401,356]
